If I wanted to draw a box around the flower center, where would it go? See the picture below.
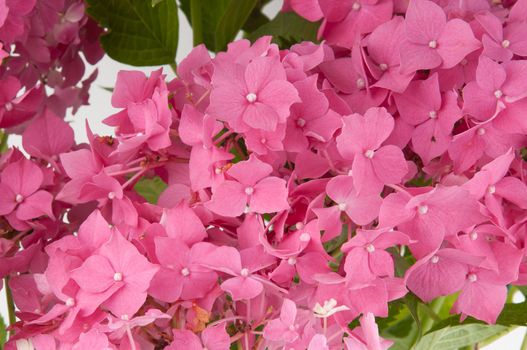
[467,273,477,282]
[296,118,306,127]
[364,149,375,158]
[470,231,478,240]
[501,39,510,48]
[260,138,267,144]
[121,314,129,320]
[365,244,375,253]
[418,205,429,215]
[288,257,297,265]
[181,267,190,276]
[245,186,254,195]
[494,89,503,98]
[338,202,347,211]
[299,233,311,242]
[431,255,439,264]
[428,40,438,49]
[240,268,249,277]
[352,2,361,10]
[66,298,75,307]
[108,191,116,200]
[488,185,496,194]
[113,272,123,281]
[379,63,388,71]
[4,102,13,111]
[429,111,437,119]
[15,194,24,203]
[246,93,257,103]
[477,128,486,136]
[356,78,365,89]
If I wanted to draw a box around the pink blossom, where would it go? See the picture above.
[400,0,480,73]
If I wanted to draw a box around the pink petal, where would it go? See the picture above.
[250,177,289,214]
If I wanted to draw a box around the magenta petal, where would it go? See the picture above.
[207,180,247,217]
[250,177,289,214]
[202,323,232,350]
[16,190,54,220]
[221,276,263,300]
[70,255,114,293]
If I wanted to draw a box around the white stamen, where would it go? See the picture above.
[477,128,486,136]
[313,298,350,317]
[494,89,503,98]
[418,205,429,215]
[467,273,477,282]
[65,298,75,307]
[214,167,222,174]
[501,39,510,48]
[338,202,347,211]
[113,272,123,281]
[296,118,306,127]
[352,2,361,10]
[260,138,267,144]
[379,63,388,71]
[108,192,116,200]
[121,314,129,320]
[428,40,438,49]
[245,187,254,195]
[488,185,496,194]
[431,255,439,264]
[4,102,13,111]
[460,59,468,66]
[365,244,375,253]
[246,93,257,103]
[364,149,375,158]
[240,268,249,277]
[181,267,190,276]
[299,233,311,242]
[288,257,297,265]
[356,78,365,89]
[470,231,478,240]
[429,111,437,119]
[15,194,23,203]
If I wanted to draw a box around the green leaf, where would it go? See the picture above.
[413,324,509,350]
[179,0,256,52]
[429,301,527,332]
[0,314,6,349]
[134,176,168,204]
[152,0,164,6]
[86,0,179,66]
[246,12,320,49]
[0,130,8,153]
[214,0,257,51]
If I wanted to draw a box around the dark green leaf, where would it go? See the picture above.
[404,293,423,340]
[152,0,165,6]
[246,12,320,49]
[86,0,179,66]
[179,0,256,52]
[134,176,168,204]
[214,0,257,51]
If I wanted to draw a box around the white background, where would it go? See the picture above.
[2,0,525,348]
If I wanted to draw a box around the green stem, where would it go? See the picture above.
[169,62,178,75]
[4,276,16,336]
[190,0,203,46]
[0,130,8,153]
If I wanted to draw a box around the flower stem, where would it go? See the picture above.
[4,276,16,336]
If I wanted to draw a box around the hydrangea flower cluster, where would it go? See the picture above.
[0,0,103,131]
[1,0,527,348]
